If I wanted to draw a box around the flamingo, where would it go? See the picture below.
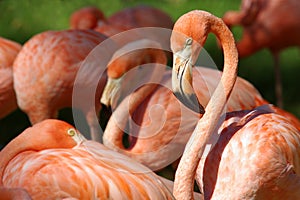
[70,6,106,30]
[0,187,32,200]
[99,5,174,38]
[106,5,173,30]
[70,6,174,60]
[101,34,300,172]
[13,29,108,142]
[170,10,300,199]
[0,37,22,119]
[70,6,129,38]
[222,0,300,108]
[70,5,173,36]
[0,119,175,199]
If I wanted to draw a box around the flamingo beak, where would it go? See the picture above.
[100,77,122,109]
[172,39,205,114]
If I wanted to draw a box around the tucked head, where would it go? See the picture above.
[28,119,86,148]
[70,6,106,29]
[0,119,86,182]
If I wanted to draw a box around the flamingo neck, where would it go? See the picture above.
[173,12,238,199]
[103,47,167,150]
[103,83,159,149]
[0,128,35,185]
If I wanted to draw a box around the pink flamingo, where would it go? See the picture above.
[13,29,107,142]
[106,5,173,30]
[171,10,300,199]
[0,37,22,119]
[101,37,300,171]
[69,6,106,30]
[222,0,300,107]
[70,5,173,59]
[70,5,173,37]
[0,119,175,199]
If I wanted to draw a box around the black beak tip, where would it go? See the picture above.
[173,92,205,114]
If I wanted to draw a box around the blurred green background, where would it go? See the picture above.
[0,0,299,148]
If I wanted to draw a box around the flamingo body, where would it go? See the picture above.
[0,119,173,200]
[70,6,106,30]
[0,187,32,200]
[222,0,300,107]
[200,105,300,199]
[70,5,173,37]
[222,0,300,57]
[13,29,107,141]
[106,5,174,30]
[0,37,22,119]
[3,143,172,199]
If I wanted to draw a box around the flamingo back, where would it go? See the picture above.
[107,5,173,30]
[0,187,32,200]
[13,30,106,124]
[0,37,22,119]
[199,105,300,199]
[70,6,106,30]
[3,140,173,200]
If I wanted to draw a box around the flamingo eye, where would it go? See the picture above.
[67,128,77,137]
[185,37,193,46]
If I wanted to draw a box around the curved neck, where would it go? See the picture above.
[103,47,167,150]
[173,12,238,199]
[103,83,159,149]
[0,128,37,185]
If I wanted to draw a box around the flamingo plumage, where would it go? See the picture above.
[0,187,32,200]
[0,119,174,199]
[13,29,107,142]
[105,5,173,30]
[170,10,300,199]
[70,6,174,60]
[0,37,22,119]
[70,6,128,38]
[70,5,173,31]
[70,5,173,38]
[70,6,106,30]
[97,5,174,38]
[101,36,300,171]
[222,0,300,108]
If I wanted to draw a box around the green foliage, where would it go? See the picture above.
[0,0,240,43]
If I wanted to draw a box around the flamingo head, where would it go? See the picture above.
[0,119,87,182]
[14,119,87,152]
[170,11,213,114]
[70,6,106,29]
